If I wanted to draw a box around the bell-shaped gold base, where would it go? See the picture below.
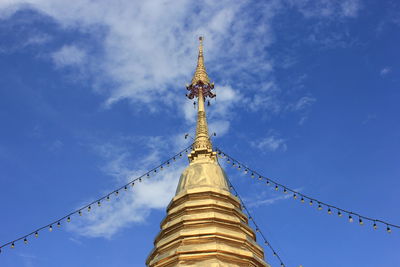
[146,163,269,267]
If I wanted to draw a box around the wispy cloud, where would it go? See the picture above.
[52,44,87,67]
[0,21,52,53]
[24,32,52,46]
[67,165,184,238]
[341,0,361,17]
[287,96,316,125]
[287,0,361,18]
[66,135,187,238]
[380,67,391,76]
[362,114,377,125]
[209,120,230,137]
[290,96,316,111]
[247,193,292,208]
[251,131,287,152]
[245,187,303,208]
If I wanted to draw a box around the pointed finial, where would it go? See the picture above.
[191,36,210,86]
[198,36,204,55]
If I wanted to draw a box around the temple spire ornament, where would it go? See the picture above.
[146,37,269,267]
[190,36,212,86]
[186,37,217,163]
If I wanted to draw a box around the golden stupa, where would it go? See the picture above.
[146,37,269,267]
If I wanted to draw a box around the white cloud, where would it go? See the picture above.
[251,132,287,152]
[65,135,188,238]
[247,193,292,207]
[298,116,308,125]
[286,96,316,125]
[0,0,278,110]
[246,187,303,207]
[25,32,51,46]
[288,0,361,18]
[67,165,184,238]
[291,96,316,111]
[341,0,361,17]
[362,114,377,125]
[380,67,391,76]
[212,85,240,116]
[248,93,281,114]
[209,120,230,137]
[52,44,87,67]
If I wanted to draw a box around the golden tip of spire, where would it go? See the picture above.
[198,36,204,50]
[190,35,210,86]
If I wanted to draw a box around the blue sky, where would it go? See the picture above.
[0,0,399,266]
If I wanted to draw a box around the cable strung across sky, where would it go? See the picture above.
[216,148,400,234]
[2,144,397,260]
[0,144,193,254]
[227,177,286,267]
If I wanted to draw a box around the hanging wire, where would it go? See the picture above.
[226,178,286,267]
[216,148,400,233]
[0,144,193,253]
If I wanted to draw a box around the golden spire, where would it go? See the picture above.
[186,37,216,163]
[191,36,210,85]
